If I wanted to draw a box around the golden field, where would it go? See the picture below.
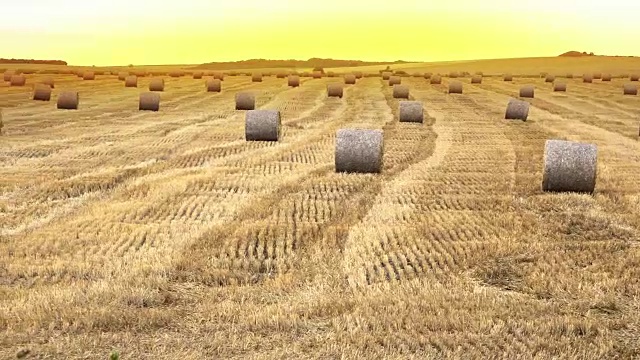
[1,56,640,359]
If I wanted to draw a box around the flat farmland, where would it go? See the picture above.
[1,62,640,359]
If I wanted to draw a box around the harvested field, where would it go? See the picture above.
[1,60,640,359]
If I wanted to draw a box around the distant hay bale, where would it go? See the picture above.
[623,83,638,95]
[354,71,363,79]
[389,76,401,85]
[424,72,432,79]
[553,82,567,92]
[10,75,26,86]
[301,72,311,77]
[335,128,384,174]
[276,71,287,78]
[288,75,300,87]
[42,77,55,88]
[593,73,602,79]
[33,84,52,101]
[193,72,203,79]
[448,81,463,94]
[412,72,422,77]
[382,72,392,80]
[398,101,423,123]
[57,91,79,110]
[206,78,221,92]
[545,74,555,83]
[504,98,529,121]
[539,72,548,78]
[125,75,138,87]
[252,72,262,82]
[630,74,639,81]
[132,70,147,77]
[327,71,336,77]
[503,73,513,81]
[542,139,597,193]
[475,71,484,76]
[3,70,15,81]
[214,72,225,80]
[95,71,104,76]
[235,92,255,110]
[228,71,237,76]
[83,71,95,80]
[471,75,482,84]
[601,73,612,81]
[566,73,574,78]
[519,85,534,98]
[344,74,356,84]
[312,71,322,79]
[449,71,459,78]
[118,72,129,81]
[139,92,160,111]
[245,110,280,141]
[583,74,593,83]
[430,75,442,84]
[393,84,410,98]
[149,78,165,91]
[327,83,343,98]
[169,71,182,78]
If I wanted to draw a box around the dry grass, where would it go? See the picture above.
[1,58,640,359]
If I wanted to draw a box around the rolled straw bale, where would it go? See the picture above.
[57,91,79,109]
[288,75,300,87]
[449,71,459,78]
[245,110,280,141]
[214,72,225,80]
[430,75,442,84]
[448,81,463,94]
[412,72,422,77]
[3,70,15,81]
[424,72,432,79]
[132,70,146,77]
[139,92,160,111]
[335,128,384,174]
[33,84,51,101]
[118,72,129,81]
[327,84,343,98]
[206,79,221,92]
[193,72,203,79]
[344,74,356,84]
[228,71,237,76]
[398,101,423,123]
[312,71,322,79]
[354,71,363,79]
[10,75,26,86]
[95,71,104,76]
[301,72,311,77]
[542,139,597,193]
[519,85,534,98]
[545,74,555,83]
[382,72,392,80]
[393,84,410,98]
[125,75,138,87]
[42,77,55,88]
[169,71,182,78]
[475,71,484,76]
[235,92,255,110]
[630,74,639,81]
[276,71,287,78]
[583,74,593,83]
[623,83,638,95]
[503,73,513,81]
[553,82,567,92]
[251,72,262,82]
[149,78,165,91]
[83,71,95,80]
[471,75,482,84]
[388,76,401,86]
[540,72,548,78]
[327,71,336,77]
[566,73,574,78]
[601,73,612,81]
[593,72,602,79]
[505,98,529,121]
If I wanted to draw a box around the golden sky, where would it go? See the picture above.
[1,0,638,66]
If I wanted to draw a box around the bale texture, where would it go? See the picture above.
[251,72,262,82]
[235,92,255,110]
[3,71,14,82]
[601,73,612,81]
[118,72,129,81]
[393,85,410,99]
[10,75,26,86]
[471,75,482,84]
[139,92,160,111]
[33,85,51,101]
[354,71,363,79]
[57,91,79,110]
[398,101,423,123]
[344,74,356,84]
[430,75,442,84]
[169,71,182,78]
[193,72,203,79]
[214,72,225,80]
[583,74,593,83]
[149,78,165,91]
[382,72,392,80]
[630,74,639,81]
[593,73,602,79]
[206,79,221,92]
[545,74,555,83]
[335,129,383,174]
[566,73,574,79]
[42,77,55,88]
[623,83,638,95]
[245,110,280,141]
[388,76,401,86]
[327,84,343,98]
[505,98,529,121]
[125,76,138,87]
[519,85,534,98]
[553,82,567,92]
[312,71,322,79]
[287,75,300,87]
[503,74,513,81]
[448,81,463,94]
[449,72,459,78]
[83,71,95,80]
[423,73,432,79]
[542,139,597,193]
[276,71,287,78]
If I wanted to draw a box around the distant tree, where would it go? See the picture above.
[589,52,594,56]
[312,66,325,74]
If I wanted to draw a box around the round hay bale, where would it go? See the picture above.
[57,91,79,110]
[327,71,336,77]
[503,73,513,81]
[354,71,363,79]
[149,78,165,91]
[344,74,356,84]
[125,75,138,87]
[553,82,567,92]
[312,71,322,79]
[545,74,555,83]
[33,84,51,101]
[542,139,597,193]
[382,72,392,80]
[630,74,639,81]
[398,101,423,123]
[449,71,459,78]
[388,76,401,86]
[169,71,182,78]
[393,84,410,99]
[335,128,384,174]
[623,83,638,95]
[139,92,160,111]
[566,73,574,79]
[504,98,529,121]
[519,85,534,98]
[251,72,262,82]
[601,73,612,81]
[214,72,225,80]
[424,72,432,79]
[430,75,442,84]
[288,75,300,87]
[471,75,482,84]
[83,71,95,80]
[42,77,55,88]
[276,71,287,78]
[235,92,255,110]
[412,72,422,77]
[593,72,602,79]
[583,74,593,83]
[10,75,26,86]
[193,72,203,79]
[132,70,147,77]
[3,70,15,82]
[475,71,484,76]
[245,110,280,141]
[118,72,129,81]
[448,81,463,94]
[206,79,221,92]
[327,84,343,98]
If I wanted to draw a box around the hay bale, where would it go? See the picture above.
[139,92,160,111]
[553,82,567,92]
[398,101,423,123]
[10,75,26,86]
[505,98,529,121]
[424,72,432,79]
[118,72,129,81]
[57,91,79,109]
[312,71,322,79]
[601,73,612,81]
[335,129,383,174]
[287,75,300,87]
[545,74,555,83]
[327,84,343,98]
[149,78,165,91]
[125,75,138,87]
[214,72,225,80]
[542,139,597,193]
[169,71,182,78]
[382,72,392,80]
[252,72,262,82]
[411,72,422,77]
[245,110,280,141]
[389,76,401,85]
[583,74,593,83]
[354,71,363,79]
[593,73,602,79]
[448,81,463,94]
[83,71,95,80]
[3,70,15,82]
[540,72,548,78]
[235,92,255,110]
[33,84,51,101]
[393,84,410,99]
[630,74,639,81]
[344,74,356,84]
[449,71,459,78]
[42,77,55,88]
[430,75,442,84]
[623,83,638,95]
[471,75,482,84]
[193,72,203,79]
[206,79,221,92]
[566,73,574,78]
[276,71,287,78]
[519,85,534,98]
[503,73,513,81]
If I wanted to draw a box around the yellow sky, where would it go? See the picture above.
[1,0,639,66]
